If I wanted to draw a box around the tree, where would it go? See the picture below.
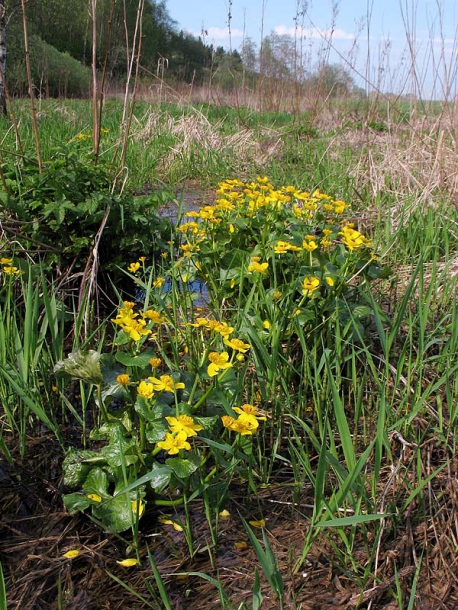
[307,63,356,98]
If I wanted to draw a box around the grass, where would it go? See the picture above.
[2,94,458,609]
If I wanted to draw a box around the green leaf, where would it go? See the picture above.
[315,513,388,527]
[115,351,155,368]
[92,492,135,533]
[166,453,200,478]
[83,467,110,497]
[100,437,140,468]
[63,492,91,515]
[147,463,173,493]
[63,449,100,488]
[54,350,103,385]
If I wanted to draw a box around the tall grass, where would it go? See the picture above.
[3,2,458,604]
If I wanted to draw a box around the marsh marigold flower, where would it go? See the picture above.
[157,431,191,455]
[233,403,267,421]
[3,266,22,275]
[165,415,203,437]
[301,276,320,297]
[117,317,152,341]
[127,262,141,273]
[339,225,369,251]
[223,337,250,353]
[274,240,300,254]
[148,375,185,393]
[302,237,318,252]
[137,380,154,400]
[222,413,259,435]
[149,357,162,368]
[208,352,233,377]
[142,309,164,324]
[247,257,269,274]
[153,276,166,289]
[116,374,130,386]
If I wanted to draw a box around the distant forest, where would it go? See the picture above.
[3,0,362,99]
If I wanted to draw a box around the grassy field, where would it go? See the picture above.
[1,96,458,609]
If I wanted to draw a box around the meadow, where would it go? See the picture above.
[1,93,458,610]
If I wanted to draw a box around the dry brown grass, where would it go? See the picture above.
[2,427,458,609]
[132,108,284,173]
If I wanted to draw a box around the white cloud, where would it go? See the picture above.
[273,25,355,40]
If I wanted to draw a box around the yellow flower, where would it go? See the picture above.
[274,240,290,254]
[138,256,146,262]
[208,352,233,377]
[221,413,259,435]
[302,238,318,252]
[339,225,369,250]
[219,509,231,520]
[87,493,102,502]
[223,337,251,353]
[116,374,130,386]
[153,276,166,289]
[3,266,21,275]
[148,375,185,393]
[165,414,204,436]
[123,318,152,341]
[222,415,236,430]
[233,403,267,421]
[248,519,266,528]
[132,499,145,517]
[189,317,209,328]
[334,201,346,214]
[157,430,191,455]
[213,322,234,337]
[247,257,269,274]
[149,357,162,368]
[325,276,335,287]
[116,558,139,567]
[301,276,320,297]
[137,380,154,399]
[159,516,183,531]
[262,320,271,330]
[0,257,12,265]
[274,240,300,254]
[142,309,164,324]
[63,550,80,559]
[127,262,141,273]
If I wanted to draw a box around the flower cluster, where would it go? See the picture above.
[174,177,381,318]
[0,257,22,276]
[157,414,203,455]
[222,404,267,436]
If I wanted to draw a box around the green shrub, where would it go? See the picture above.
[0,148,173,295]
[7,35,90,98]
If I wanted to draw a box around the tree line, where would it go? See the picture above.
[1,0,361,100]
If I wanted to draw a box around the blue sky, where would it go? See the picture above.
[164,0,458,98]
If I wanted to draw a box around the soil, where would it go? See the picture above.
[2,427,458,610]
